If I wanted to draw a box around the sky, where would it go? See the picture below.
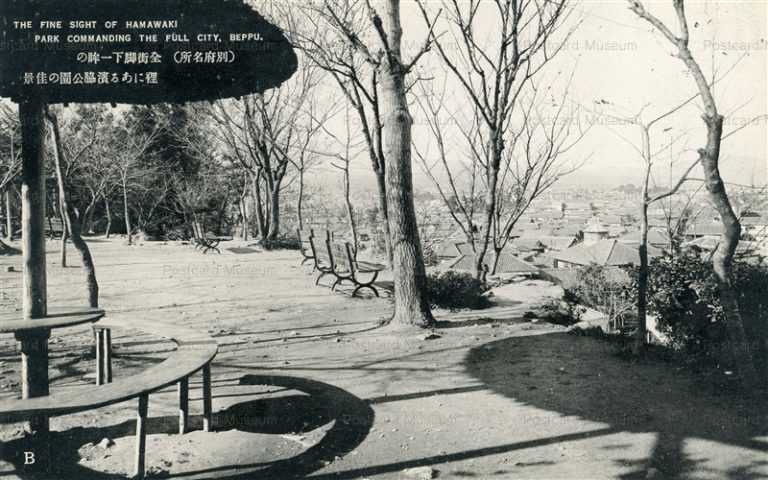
[310,0,768,193]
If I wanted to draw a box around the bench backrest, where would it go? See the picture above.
[328,240,358,274]
[309,231,332,264]
[297,228,314,255]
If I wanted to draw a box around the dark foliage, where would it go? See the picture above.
[624,253,768,372]
[538,296,585,326]
[260,235,302,251]
[426,271,491,310]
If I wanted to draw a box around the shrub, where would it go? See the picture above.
[566,265,634,330]
[426,271,491,310]
[260,235,302,251]
[538,297,586,326]
[626,253,768,370]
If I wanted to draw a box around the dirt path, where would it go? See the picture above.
[0,238,766,479]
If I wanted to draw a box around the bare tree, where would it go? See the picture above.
[415,68,585,278]
[415,0,578,279]
[315,0,439,326]
[45,108,99,308]
[0,105,21,243]
[113,115,162,245]
[283,2,394,263]
[205,64,321,243]
[327,103,361,254]
[628,0,759,388]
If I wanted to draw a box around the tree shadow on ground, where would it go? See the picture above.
[0,374,373,480]
[464,332,768,480]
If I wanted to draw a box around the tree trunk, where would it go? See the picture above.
[374,168,392,265]
[379,0,434,328]
[635,126,652,354]
[251,174,266,240]
[635,201,649,354]
[342,166,359,256]
[679,38,758,389]
[59,203,68,267]
[701,114,758,388]
[82,192,97,234]
[122,179,132,245]
[47,110,99,308]
[491,246,503,277]
[240,179,249,240]
[296,168,304,232]
[267,186,280,241]
[475,144,501,280]
[4,189,12,242]
[104,194,112,238]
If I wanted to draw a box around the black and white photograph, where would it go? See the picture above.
[0,0,766,478]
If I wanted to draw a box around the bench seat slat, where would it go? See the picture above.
[0,320,217,422]
[355,261,386,272]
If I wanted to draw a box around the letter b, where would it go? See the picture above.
[24,451,35,465]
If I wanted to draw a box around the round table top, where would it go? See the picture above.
[0,307,105,334]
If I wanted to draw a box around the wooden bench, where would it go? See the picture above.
[296,228,315,267]
[310,232,385,298]
[309,230,335,286]
[327,240,386,297]
[0,318,218,479]
[194,233,232,254]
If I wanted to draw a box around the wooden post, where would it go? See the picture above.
[134,393,149,480]
[19,98,47,319]
[18,97,49,434]
[103,328,112,383]
[202,364,212,432]
[95,328,104,386]
[178,377,189,434]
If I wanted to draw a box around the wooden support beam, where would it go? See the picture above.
[134,393,149,480]
[202,364,212,432]
[103,328,112,383]
[178,377,189,434]
[95,328,104,386]
[19,98,47,319]
[18,97,48,435]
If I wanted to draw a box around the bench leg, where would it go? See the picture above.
[352,271,380,298]
[315,271,330,285]
[95,328,104,386]
[202,364,212,432]
[134,393,149,480]
[178,377,189,435]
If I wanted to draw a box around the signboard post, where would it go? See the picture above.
[1,0,297,435]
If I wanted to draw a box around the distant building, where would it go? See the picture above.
[447,250,539,277]
[618,229,670,249]
[684,222,724,239]
[551,239,662,268]
[582,218,610,245]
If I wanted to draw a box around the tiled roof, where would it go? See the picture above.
[552,239,662,266]
[436,241,475,258]
[687,222,723,236]
[682,237,758,254]
[619,229,670,246]
[448,251,539,274]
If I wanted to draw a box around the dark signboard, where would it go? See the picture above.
[0,0,297,104]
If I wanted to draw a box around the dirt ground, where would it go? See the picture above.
[0,237,766,480]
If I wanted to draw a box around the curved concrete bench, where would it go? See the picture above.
[0,317,218,479]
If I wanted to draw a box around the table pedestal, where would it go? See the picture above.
[15,329,50,434]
